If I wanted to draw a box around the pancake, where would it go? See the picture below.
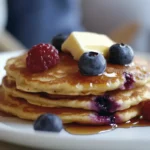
[0,87,142,124]
[5,53,150,95]
[3,76,150,113]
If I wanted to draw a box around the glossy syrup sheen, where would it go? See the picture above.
[9,53,148,86]
[64,116,150,135]
[6,53,150,97]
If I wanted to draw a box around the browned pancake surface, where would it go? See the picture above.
[5,53,150,95]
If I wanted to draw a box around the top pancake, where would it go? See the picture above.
[5,53,150,95]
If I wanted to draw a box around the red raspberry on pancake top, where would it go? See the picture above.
[26,43,60,73]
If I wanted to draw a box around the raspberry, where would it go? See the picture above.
[26,43,59,73]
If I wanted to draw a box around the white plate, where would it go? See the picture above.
[0,51,150,150]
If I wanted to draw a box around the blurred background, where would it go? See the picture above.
[0,0,150,52]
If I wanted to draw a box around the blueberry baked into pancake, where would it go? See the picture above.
[0,32,150,133]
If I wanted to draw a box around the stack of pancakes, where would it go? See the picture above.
[0,53,150,125]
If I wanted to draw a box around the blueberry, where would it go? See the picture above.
[108,43,134,65]
[78,52,106,76]
[34,113,63,132]
[51,34,68,51]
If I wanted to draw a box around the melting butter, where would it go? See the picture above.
[62,32,115,60]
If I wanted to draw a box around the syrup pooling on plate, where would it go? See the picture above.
[64,116,150,135]
[64,123,116,135]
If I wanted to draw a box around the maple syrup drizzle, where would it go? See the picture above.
[64,116,150,135]
[64,123,116,135]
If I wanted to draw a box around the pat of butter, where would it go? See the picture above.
[62,32,115,60]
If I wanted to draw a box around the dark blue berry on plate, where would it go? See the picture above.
[108,43,134,65]
[52,34,68,51]
[34,113,63,132]
[78,52,106,76]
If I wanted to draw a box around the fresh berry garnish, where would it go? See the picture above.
[34,113,63,132]
[52,34,68,51]
[26,43,59,73]
[108,43,134,65]
[78,52,106,76]
[141,101,150,121]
